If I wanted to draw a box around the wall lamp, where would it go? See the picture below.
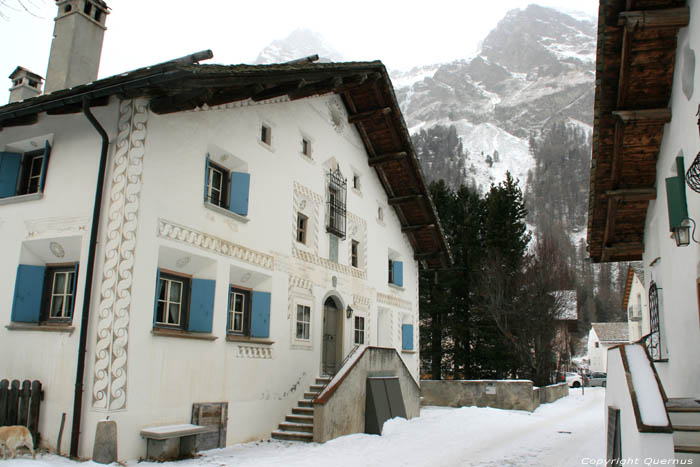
[672,218,699,247]
[346,305,354,319]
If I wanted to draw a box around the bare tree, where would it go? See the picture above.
[0,0,46,20]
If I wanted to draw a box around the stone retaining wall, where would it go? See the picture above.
[420,380,568,412]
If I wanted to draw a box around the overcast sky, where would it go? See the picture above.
[0,0,599,103]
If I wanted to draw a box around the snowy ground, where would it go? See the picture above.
[5,387,605,467]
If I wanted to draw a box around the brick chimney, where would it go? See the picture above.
[44,0,109,94]
[8,67,44,103]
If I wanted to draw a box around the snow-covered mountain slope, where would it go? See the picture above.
[254,29,344,64]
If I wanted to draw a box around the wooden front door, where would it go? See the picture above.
[322,298,341,375]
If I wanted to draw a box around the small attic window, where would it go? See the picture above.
[83,1,92,15]
[261,124,271,146]
[94,9,102,22]
[64,4,72,12]
[28,80,38,88]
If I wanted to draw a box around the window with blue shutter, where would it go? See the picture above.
[666,156,688,231]
[250,291,271,338]
[229,172,250,216]
[393,261,403,287]
[402,324,414,351]
[0,142,52,199]
[0,152,22,198]
[188,278,216,333]
[11,264,45,323]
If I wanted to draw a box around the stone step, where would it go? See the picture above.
[675,450,700,464]
[298,399,314,407]
[271,430,313,442]
[675,445,700,454]
[315,377,331,385]
[309,384,325,392]
[279,422,313,433]
[669,411,700,426]
[673,425,700,447]
[285,414,314,424]
[303,392,320,400]
[292,407,313,416]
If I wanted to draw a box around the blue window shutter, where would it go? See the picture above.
[251,291,271,338]
[39,141,51,192]
[402,324,414,351]
[229,172,250,216]
[204,153,211,202]
[11,264,46,323]
[394,261,403,287]
[153,268,161,326]
[0,152,22,198]
[188,278,215,333]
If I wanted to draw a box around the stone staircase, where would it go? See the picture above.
[271,376,330,442]
[667,398,700,463]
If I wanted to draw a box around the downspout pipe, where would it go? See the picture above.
[70,98,110,458]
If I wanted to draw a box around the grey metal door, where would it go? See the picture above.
[322,299,338,375]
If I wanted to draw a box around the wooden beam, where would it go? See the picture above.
[347,107,391,124]
[414,250,442,261]
[603,242,644,258]
[252,79,307,102]
[612,109,672,124]
[402,223,435,233]
[610,120,626,189]
[606,188,657,201]
[368,151,407,166]
[616,27,631,109]
[618,7,689,29]
[388,194,424,206]
[601,197,620,262]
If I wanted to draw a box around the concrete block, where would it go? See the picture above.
[92,419,118,464]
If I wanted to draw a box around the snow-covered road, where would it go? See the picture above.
[6,387,606,467]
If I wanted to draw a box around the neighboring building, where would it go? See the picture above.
[588,0,700,462]
[0,1,450,461]
[622,264,650,343]
[587,323,629,372]
[552,290,578,373]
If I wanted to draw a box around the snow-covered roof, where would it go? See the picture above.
[552,290,577,320]
[591,322,628,343]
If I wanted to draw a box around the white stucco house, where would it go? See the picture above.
[587,322,629,373]
[622,264,650,343]
[588,0,700,462]
[0,0,450,461]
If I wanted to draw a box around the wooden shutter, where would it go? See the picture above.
[250,291,271,338]
[188,278,216,333]
[0,152,22,198]
[204,154,211,202]
[228,172,250,216]
[38,141,51,192]
[11,264,46,323]
[401,324,413,350]
[152,268,161,326]
[394,261,403,287]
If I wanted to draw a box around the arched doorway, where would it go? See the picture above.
[322,296,343,375]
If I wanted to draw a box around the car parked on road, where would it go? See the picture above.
[565,372,584,388]
[588,372,607,387]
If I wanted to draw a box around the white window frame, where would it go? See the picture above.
[48,268,75,320]
[291,296,314,349]
[354,314,366,345]
[296,304,311,341]
[156,275,185,327]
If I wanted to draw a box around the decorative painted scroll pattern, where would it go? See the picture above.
[236,345,273,359]
[376,292,412,311]
[292,182,322,254]
[292,247,366,279]
[347,211,367,271]
[158,219,274,270]
[287,275,314,320]
[92,98,149,411]
[352,294,371,309]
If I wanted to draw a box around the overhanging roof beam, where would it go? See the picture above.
[368,151,407,166]
[388,194,424,206]
[612,109,672,124]
[618,8,690,29]
[606,188,657,201]
[348,106,392,124]
[402,223,435,233]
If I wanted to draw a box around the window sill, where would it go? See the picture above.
[204,201,250,223]
[152,328,217,341]
[388,283,405,291]
[401,349,417,354]
[226,334,274,345]
[257,140,275,153]
[6,322,75,334]
[0,192,43,206]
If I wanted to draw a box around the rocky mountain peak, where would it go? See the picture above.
[254,28,344,64]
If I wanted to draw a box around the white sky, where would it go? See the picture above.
[0,0,599,103]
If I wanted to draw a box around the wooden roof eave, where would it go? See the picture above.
[587,0,687,263]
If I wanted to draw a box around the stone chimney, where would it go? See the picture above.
[8,67,44,103]
[44,0,109,94]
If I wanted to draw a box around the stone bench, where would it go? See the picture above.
[140,423,212,461]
